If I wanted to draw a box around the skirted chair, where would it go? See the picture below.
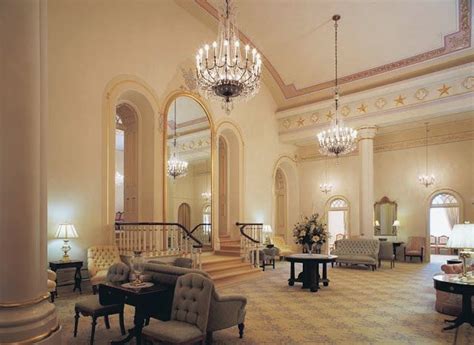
[142,273,213,345]
[271,235,294,259]
[142,262,247,343]
[435,263,474,316]
[47,269,57,302]
[256,247,278,271]
[87,245,122,294]
[404,236,425,262]
[378,241,395,268]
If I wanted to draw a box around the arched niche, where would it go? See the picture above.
[103,75,164,237]
[164,92,215,248]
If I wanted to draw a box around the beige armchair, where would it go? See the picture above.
[271,235,294,259]
[87,245,122,294]
[404,236,425,262]
[47,269,57,302]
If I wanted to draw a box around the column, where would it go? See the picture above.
[0,1,61,343]
[358,126,377,238]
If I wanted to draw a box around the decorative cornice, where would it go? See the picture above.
[195,0,471,100]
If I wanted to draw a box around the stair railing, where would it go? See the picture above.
[115,222,203,269]
[236,222,263,267]
[189,223,212,246]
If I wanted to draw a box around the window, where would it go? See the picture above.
[327,197,349,250]
[429,192,460,238]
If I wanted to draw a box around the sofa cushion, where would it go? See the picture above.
[336,255,377,265]
[90,270,108,285]
[143,320,202,343]
[143,263,209,286]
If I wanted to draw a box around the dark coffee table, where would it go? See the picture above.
[99,282,170,345]
[433,274,474,330]
[286,254,337,292]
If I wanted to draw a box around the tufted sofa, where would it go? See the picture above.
[88,245,122,293]
[142,262,247,342]
[435,263,474,316]
[331,239,380,270]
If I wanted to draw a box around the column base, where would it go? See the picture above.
[0,297,60,344]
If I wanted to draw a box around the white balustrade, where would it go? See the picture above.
[237,223,263,268]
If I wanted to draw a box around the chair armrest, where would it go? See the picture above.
[213,293,247,305]
[88,260,98,278]
[47,269,56,281]
[207,292,247,332]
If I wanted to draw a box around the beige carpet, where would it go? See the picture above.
[55,260,473,344]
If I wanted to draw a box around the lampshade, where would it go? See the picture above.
[262,225,273,233]
[55,223,79,239]
[375,220,380,227]
[393,220,400,227]
[446,223,474,248]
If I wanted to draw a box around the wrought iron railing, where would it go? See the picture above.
[115,222,202,269]
[236,222,263,267]
[189,223,212,246]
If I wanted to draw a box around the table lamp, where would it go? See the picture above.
[262,224,273,245]
[446,223,474,278]
[392,220,400,235]
[55,223,79,262]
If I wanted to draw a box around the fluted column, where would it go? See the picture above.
[358,126,377,238]
[0,0,61,343]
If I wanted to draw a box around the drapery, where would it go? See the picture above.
[445,207,460,231]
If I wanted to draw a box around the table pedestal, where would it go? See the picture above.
[443,293,474,330]
[288,261,331,292]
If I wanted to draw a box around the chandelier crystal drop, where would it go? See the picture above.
[418,122,435,187]
[167,100,189,179]
[317,15,357,157]
[195,0,262,114]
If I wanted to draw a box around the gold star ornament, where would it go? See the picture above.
[296,117,305,127]
[357,103,368,113]
[394,95,406,106]
[438,84,451,96]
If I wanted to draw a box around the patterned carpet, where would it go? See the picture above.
[55,260,473,344]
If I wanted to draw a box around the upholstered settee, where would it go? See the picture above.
[142,262,247,342]
[331,239,380,271]
[435,263,474,316]
[271,235,294,259]
[87,245,122,293]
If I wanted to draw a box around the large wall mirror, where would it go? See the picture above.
[374,196,398,236]
[166,94,213,247]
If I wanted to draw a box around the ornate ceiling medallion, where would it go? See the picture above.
[195,0,262,114]
[317,15,358,157]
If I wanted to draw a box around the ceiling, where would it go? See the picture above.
[179,0,472,110]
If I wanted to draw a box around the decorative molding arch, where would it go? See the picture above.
[102,75,163,240]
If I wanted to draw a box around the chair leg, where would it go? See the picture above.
[206,331,213,345]
[73,310,80,337]
[50,292,55,303]
[90,316,97,345]
[104,315,110,329]
[273,259,275,269]
[238,323,245,338]
[119,311,126,335]
[92,285,98,295]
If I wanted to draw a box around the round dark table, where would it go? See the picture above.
[285,254,337,292]
[433,273,474,330]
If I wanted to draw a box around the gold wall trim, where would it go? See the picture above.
[0,294,49,308]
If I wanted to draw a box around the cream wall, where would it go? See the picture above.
[298,138,474,245]
[46,0,295,261]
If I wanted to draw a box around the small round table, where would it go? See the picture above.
[285,254,337,292]
[433,274,474,330]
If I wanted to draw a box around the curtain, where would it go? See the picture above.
[445,207,459,230]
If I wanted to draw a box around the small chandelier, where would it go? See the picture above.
[317,15,357,157]
[201,192,212,201]
[418,122,435,187]
[195,0,262,114]
[167,99,188,179]
[320,158,333,194]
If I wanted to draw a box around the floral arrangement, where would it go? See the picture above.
[293,213,328,251]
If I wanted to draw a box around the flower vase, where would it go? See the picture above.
[304,243,312,254]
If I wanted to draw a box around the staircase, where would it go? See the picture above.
[202,254,262,287]
[215,239,241,256]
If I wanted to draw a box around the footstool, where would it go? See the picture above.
[74,296,126,345]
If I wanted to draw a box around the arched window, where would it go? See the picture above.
[429,192,460,238]
[326,197,350,250]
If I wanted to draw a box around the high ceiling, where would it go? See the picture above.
[179,0,472,110]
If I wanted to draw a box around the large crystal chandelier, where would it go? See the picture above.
[195,0,262,114]
[418,122,435,187]
[167,100,188,179]
[317,15,357,157]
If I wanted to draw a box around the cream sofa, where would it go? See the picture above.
[331,239,380,271]
[87,245,122,293]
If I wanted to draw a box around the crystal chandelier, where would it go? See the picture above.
[167,100,188,179]
[195,0,262,114]
[320,158,333,194]
[418,122,435,187]
[201,192,212,201]
[317,15,357,157]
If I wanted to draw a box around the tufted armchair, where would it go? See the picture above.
[435,263,474,316]
[404,236,425,262]
[88,245,122,294]
[47,269,57,302]
[142,273,213,345]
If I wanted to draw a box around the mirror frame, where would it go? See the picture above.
[162,91,216,246]
[374,196,398,236]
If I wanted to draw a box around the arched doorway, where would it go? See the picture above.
[116,103,139,222]
[428,190,462,260]
[326,196,350,252]
[274,168,287,237]
[178,203,191,230]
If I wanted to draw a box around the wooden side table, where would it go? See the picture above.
[49,260,83,296]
